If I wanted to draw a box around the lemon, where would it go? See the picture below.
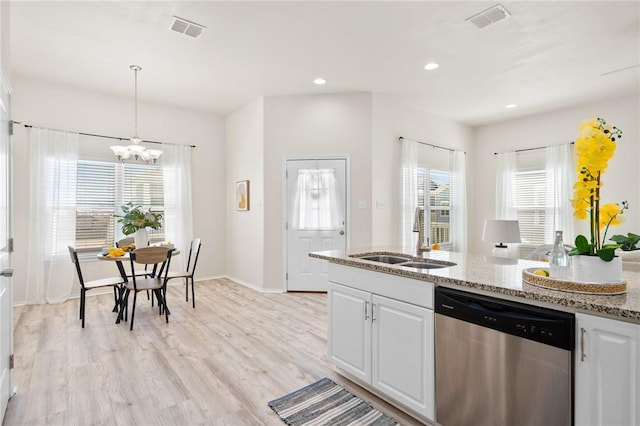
[431,243,440,250]
[533,269,549,277]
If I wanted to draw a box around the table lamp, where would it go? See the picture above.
[482,219,521,257]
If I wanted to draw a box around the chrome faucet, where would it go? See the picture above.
[413,207,430,255]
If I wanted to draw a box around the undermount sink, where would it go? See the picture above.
[358,255,412,264]
[399,262,449,269]
[354,254,456,270]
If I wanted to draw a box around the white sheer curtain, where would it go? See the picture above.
[25,128,78,304]
[495,151,518,220]
[292,169,342,230]
[401,138,418,248]
[545,143,574,242]
[450,150,467,252]
[162,143,193,270]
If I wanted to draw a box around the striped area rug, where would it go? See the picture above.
[268,377,399,426]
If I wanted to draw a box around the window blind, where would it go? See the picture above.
[515,170,546,244]
[76,161,116,251]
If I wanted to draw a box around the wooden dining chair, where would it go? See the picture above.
[119,246,172,330]
[166,238,202,308]
[117,236,154,303]
[68,246,125,328]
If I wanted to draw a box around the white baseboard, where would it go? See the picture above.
[223,275,286,293]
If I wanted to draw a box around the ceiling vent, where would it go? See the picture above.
[170,16,206,38]
[466,4,511,29]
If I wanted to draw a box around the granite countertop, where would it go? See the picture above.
[310,246,640,323]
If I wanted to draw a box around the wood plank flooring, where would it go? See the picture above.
[3,278,424,425]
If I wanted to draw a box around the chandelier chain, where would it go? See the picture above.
[134,67,138,138]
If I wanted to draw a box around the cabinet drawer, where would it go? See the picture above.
[328,263,434,309]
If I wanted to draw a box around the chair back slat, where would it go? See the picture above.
[187,238,202,274]
[68,246,86,289]
[131,246,170,265]
[116,237,134,248]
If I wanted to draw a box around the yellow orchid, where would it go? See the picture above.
[570,117,625,260]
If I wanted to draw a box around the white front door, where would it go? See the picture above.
[286,158,347,291]
[0,77,13,419]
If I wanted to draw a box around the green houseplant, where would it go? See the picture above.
[115,202,163,236]
[609,232,640,251]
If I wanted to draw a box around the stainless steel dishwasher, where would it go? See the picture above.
[435,287,574,426]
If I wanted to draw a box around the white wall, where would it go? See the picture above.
[225,98,265,289]
[371,94,474,247]
[0,0,9,86]
[263,93,373,291]
[471,95,640,255]
[11,75,226,304]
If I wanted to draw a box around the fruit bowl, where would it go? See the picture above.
[522,267,626,295]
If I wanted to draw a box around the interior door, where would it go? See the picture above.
[0,77,13,419]
[286,158,347,291]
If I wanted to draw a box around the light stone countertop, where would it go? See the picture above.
[309,246,640,323]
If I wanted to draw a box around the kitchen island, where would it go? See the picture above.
[310,246,640,321]
[311,247,640,426]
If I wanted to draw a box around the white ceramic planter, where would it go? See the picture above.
[571,255,622,283]
[616,249,640,263]
[134,228,149,249]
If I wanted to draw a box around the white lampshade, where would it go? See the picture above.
[482,219,521,257]
[147,149,162,161]
[110,145,131,161]
[482,219,521,245]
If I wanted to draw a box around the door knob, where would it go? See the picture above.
[1,269,13,277]
[339,230,345,235]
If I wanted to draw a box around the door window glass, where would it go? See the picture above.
[292,168,343,230]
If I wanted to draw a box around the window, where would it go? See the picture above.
[417,168,451,245]
[76,160,164,252]
[292,168,342,230]
[515,170,546,245]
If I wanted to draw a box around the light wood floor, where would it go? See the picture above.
[3,278,424,425]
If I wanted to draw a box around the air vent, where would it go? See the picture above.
[466,4,511,29]
[170,16,206,38]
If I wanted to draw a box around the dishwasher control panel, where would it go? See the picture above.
[435,287,575,350]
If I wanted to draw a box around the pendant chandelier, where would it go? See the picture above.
[110,65,162,163]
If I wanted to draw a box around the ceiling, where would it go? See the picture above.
[9,1,640,126]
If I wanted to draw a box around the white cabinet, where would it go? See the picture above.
[328,278,434,421]
[328,284,371,383]
[575,312,640,426]
[371,294,434,418]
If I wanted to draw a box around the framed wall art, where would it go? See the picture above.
[236,180,250,211]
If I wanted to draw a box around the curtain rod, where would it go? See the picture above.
[494,141,573,155]
[398,136,465,154]
[11,120,196,148]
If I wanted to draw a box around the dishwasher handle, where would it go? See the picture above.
[436,287,575,350]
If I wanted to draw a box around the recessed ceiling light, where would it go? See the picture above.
[424,62,439,71]
[313,78,326,85]
[505,104,518,109]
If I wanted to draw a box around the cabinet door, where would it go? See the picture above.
[328,283,372,383]
[372,294,434,420]
[575,313,640,426]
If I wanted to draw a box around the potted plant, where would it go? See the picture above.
[115,202,162,248]
[610,232,640,262]
[610,232,640,251]
[569,117,625,282]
